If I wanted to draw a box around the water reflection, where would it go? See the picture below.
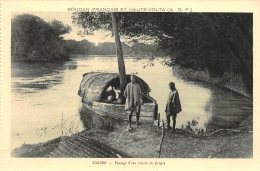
[11,61,78,93]
[79,104,125,131]
[205,86,253,132]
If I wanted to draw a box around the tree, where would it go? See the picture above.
[72,12,253,94]
[11,14,72,61]
[152,13,253,94]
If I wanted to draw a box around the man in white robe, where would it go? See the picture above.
[124,75,142,131]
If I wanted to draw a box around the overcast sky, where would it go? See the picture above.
[12,12,115,45]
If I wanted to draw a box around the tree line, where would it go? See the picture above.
[65,39,132,55]
[11,14,159,61]
[65,39,165,56]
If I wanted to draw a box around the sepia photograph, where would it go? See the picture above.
[10,11,253,158]
[1,0,259,170]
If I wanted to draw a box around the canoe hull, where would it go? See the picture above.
[78,72,158,122]
[84,101,158,122]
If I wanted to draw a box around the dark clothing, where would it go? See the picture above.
[165,89,182,118]
[167,110,177,119]
[165,89,181,130]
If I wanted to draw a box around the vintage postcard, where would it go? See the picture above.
[1,0,259,170]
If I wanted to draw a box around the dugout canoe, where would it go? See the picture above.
[78,72,158,121]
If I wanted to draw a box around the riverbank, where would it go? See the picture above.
[11,56,71,63]
[172,66,252,99]
[12,111,252,158]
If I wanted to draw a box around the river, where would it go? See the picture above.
[11,55,253,149]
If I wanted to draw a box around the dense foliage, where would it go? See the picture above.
[65,39,131,55]
[11,14,71,61]
[72,12,252,93]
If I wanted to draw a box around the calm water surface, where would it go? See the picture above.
[11,55,253,149]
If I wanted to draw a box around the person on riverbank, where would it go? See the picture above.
[165,82,182,132]
[124,75,142,131]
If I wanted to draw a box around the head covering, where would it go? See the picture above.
[131,74,137,83]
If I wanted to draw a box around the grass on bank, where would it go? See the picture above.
[12,113,252,158]
[172,66,251,99]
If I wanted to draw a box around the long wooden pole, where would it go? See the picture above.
[156,120,166,158]
[111,12,127,96]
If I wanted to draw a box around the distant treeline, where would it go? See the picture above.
[65,39,164,57]
[11,14,162,61]
[65,40,131,55]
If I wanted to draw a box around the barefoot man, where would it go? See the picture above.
[165,82,182,132]
[124,75,142,131]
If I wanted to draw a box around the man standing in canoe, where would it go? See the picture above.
[165,82,182,132]
[124,75,142,131]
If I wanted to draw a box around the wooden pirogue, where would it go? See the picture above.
[78,72,158,122]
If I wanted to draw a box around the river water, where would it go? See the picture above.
[11,55,253,149]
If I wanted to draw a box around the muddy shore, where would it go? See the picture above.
[12,111,252,158]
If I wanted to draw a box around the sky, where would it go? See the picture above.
[11,12,115,45]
